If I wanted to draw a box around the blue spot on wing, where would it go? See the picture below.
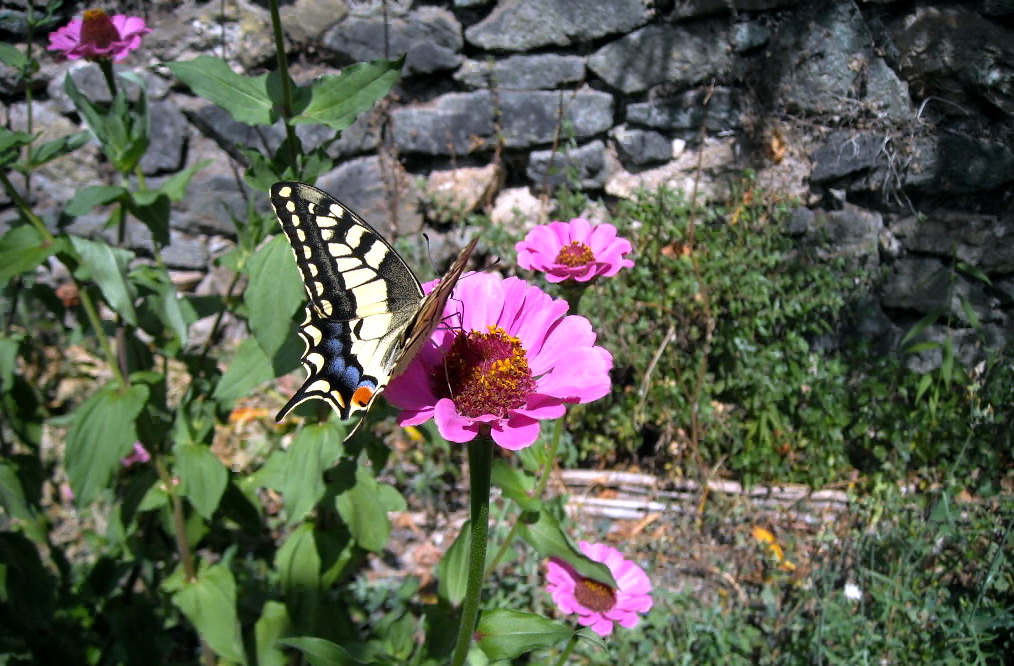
[276,313,378,421]
[317,320,376,393]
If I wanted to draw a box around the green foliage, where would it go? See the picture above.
[562,185,859,484]
[517,483,1013,665]
[476,609,574,659]
[846,342,1013,490]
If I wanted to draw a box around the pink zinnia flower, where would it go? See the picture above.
[48,9,151,62]
[385,273,612,450]
[120,442,151,467]
[516,218,634,283]
[546,541,653,637]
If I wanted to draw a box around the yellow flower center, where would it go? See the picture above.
[574,578,616,612]
[554,240,595,267]
[434,326,536,418]
[81,9,119,48]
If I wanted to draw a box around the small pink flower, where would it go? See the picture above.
[385,273,612,450]
[48,9,151,62]
[120,442,151,467]
[516,219,634,283]
[546,541,653,637]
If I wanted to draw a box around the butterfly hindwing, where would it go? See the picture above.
[269,181,476,427]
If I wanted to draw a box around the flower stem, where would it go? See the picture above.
[450,436,494,666]
[155,456,215,666]
[551,634,579,666]
[78,286,128,389]
[534,414,564,499]
[266,0,300,172]
[98,59,118,98]
[0,172,53,242]
[559,282,587,315]
[484,407,564,577]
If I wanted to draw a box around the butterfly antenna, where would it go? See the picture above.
[421,232,439,279]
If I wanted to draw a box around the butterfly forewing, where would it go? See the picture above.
[270,182,422,322]
[269,181,476,430]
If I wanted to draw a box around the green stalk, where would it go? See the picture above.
[78,287,128,389]
[551,634,579,666]
[0,172,53,242]
[132,164,165,267]
[98,58,118,98]
[266,0,300,172]
[484,400,563,577]
[155,456,215,666]
[450,436,494,666]
[558,281,587,315]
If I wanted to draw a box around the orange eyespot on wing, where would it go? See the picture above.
[352,385,374,408]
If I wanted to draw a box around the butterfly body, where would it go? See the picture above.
[270,181,476,426]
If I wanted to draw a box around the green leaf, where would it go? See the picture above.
[64,72,149,173]
[276,523,324,630]
[335,465,391,552]
[0,460,34,523]
[518,510,616,587]
[277,637,363,666]
[175,443,228,520]
[905,341,941,354]
[213,336,274,403]
[64,381,148,505]
[136,478,170,513]
[960,295,981,330]
[64,185,127,216]
[0,127,33,166]
[899,308,944,350]
[246,234,303,358]
[491,460,541,512]
[941,335,954,388]
[0,532,55,631]
[281,423,343,524]
[127,189,170,245]
[0,42,27,70]
[0,128,33,150]
[292,57,404,130]
[168,56,277,126]
[165,561,247,664]
[0,334,21,393]
[377,482,407,512]
[255,601,293,666]
[29,130,89,167]
[0,225,64,284]
[131,264,196,348]
[436,521,471,606]
[475,609,573,660]
[68,235,138,325]
[956,261,992,286]
[158,159,212,201]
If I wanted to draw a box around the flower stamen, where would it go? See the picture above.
[80,9,119,48]
[574,578,617,612]
[555,240,595,267]
[435,326,536,418]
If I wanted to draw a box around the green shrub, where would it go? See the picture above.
[564,184,860,485]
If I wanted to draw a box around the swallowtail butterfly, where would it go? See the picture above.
[270,181,477,429]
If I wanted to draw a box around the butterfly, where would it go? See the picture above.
[270,181,477,431]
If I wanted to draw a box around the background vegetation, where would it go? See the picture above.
[1,1,1012,664]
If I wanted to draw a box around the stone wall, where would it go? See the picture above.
[3,0,1013,362]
